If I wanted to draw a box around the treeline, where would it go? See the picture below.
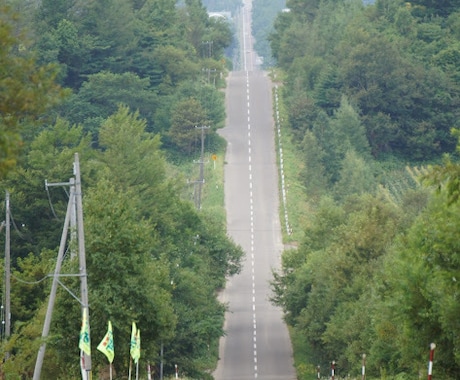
[0,0,243,379]
[252,0,286,68]
[269,0,460,379]
[271,0,460,162]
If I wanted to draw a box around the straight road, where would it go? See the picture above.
[213,3,296,379]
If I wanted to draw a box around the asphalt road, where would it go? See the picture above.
[213,8,296,375]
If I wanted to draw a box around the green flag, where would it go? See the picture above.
[79,307,91,356]
[97,321,114,363]
[133,328,140,364]
[130,322,137,361]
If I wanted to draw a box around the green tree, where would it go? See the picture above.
[252,0,286,67]
[168,268,225,379]
[0,4,64,178]
[313,65,342,114]
[300,130,328,200]
[333,149,376,201]
[424,128,460,205]
[286,0,321,21]
[168,98,209,155]
[272,194,404,373]
[330,96,370,157]
[286,91,318,141]
[60,71,159,139]
[204,17,233,60]
[97,106,168,218]
[1,118,92,259]
[154,45,201,92]
[36,18,92,88]
[376,194,460,377]
[182,0,209,52]
[409,0,459,17]
[35,0,75,29]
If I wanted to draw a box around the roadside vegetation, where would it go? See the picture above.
[0,1,242,379]
[264,0,460,379]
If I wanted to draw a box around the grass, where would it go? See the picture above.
[199,142,226,225]
[271,82,310,247]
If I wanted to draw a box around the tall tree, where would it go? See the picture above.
[60,71,159,139]
[168,98,209,155]
[0,4,64,178]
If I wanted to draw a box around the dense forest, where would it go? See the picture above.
[269,0,460,379]
[0,0,243,379]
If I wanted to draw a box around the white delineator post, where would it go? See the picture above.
[362,353,366,380]
[428,343,436,380]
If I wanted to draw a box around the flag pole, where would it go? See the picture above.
[147,362,152,380]
[128,357,133,380]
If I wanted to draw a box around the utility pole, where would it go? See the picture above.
[33,153,91,379]
[74,153,92,378]
[33,182,74,380]
[201,40,213,59]
[70,177,77,260]
[193,126,210,210]
[4,191,11,360]
[202,68,217,86]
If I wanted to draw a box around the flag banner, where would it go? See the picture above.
[130,322,137,361]
[79,307,91,356]
[97,321,115,363]
[133,329,141,364]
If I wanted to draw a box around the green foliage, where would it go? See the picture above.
[43,179,173,377]
[409,0,459,17]
[271,0,460,160]
[168,98,209,155]
[272,1,460,378]
[300,131,327,200]
[0,4,65,178]
[423,129,460,205]
[32,0,232,142]
[252,0,286,67]
[272,62,460,380]
[0,101,242,378]
[60,71,159,140]
[375,194,460,378]
[0,0,236,377]
[2,118,92,259]
[333,149,376,201]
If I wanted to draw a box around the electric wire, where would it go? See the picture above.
[8,209,27,240]
[11,273,50,285]
[10,245,71,285]
[45,183,60,220]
